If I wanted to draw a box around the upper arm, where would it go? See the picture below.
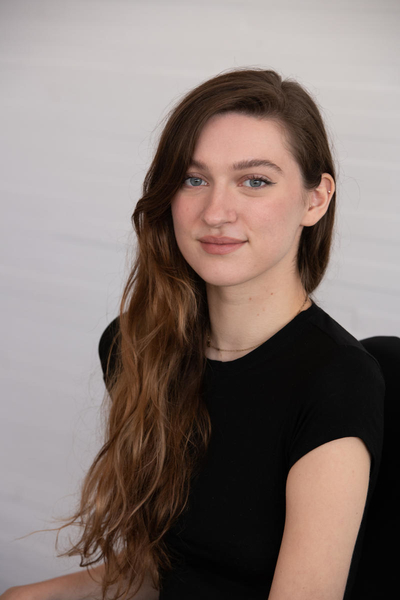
[268,436,371,600]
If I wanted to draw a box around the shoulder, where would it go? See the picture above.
[287,312,385,478]
[311,343,385,393]
[298,342,385,446]
[304,303,385,384]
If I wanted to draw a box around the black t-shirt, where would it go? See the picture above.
[98,300,385,598]
[154,301,385,599]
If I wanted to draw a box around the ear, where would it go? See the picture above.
[301,174,335,227]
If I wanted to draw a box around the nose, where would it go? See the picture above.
[201,183,237,227]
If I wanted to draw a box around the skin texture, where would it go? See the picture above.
[0,566,159,600]
[171,112,334,360]
[268,437,371,600]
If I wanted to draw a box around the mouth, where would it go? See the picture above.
[198,236,247,244]
[199,239,247,255]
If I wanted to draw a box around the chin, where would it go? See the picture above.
[196,269,252,288]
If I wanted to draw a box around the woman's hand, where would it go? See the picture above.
[0,568,159,600]
[0,586,38,600]
[0,566,105,600]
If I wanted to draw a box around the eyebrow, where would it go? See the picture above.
[189,158,283,174]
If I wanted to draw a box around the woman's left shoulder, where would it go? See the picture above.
[307,304,384,373]
[317,342,385,389]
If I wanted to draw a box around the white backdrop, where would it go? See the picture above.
[1,0,399,590]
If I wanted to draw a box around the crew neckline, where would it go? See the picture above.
[205,300,320,374]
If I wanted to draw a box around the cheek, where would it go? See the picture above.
[170,198,195,258]
[251,202,287,235]
[251,198,302,248]
[170,199,184,237]
[171,196,192,230]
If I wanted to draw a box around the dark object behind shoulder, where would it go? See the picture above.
[98,315,120,389]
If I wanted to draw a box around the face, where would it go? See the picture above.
[170,112,316,292]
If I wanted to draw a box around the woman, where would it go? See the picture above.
[2,68,385,600]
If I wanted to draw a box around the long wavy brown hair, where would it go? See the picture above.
[44,68,337,599]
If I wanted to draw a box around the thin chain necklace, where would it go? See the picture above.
[206,294,310,353]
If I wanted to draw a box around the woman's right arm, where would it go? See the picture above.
[0,564,160,600]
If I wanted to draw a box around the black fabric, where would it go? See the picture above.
[350,336,400,597]
[98,315,120,390]
[98,301,385,599]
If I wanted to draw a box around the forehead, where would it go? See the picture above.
[192,112,296,168]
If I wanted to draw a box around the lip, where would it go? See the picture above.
[198,236,247,244]
[199,237,247,255]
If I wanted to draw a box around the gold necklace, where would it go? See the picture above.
[206,295,310,353]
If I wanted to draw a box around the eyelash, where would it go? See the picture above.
[182,174,274,188]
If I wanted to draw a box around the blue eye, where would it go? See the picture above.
[242,177,270,188]
[184,176,206,187]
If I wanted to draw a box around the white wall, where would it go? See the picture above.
[1,0,399,590]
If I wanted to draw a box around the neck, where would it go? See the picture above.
[205,279,311,362]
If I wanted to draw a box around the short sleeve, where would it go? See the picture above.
[287,345,385,482]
